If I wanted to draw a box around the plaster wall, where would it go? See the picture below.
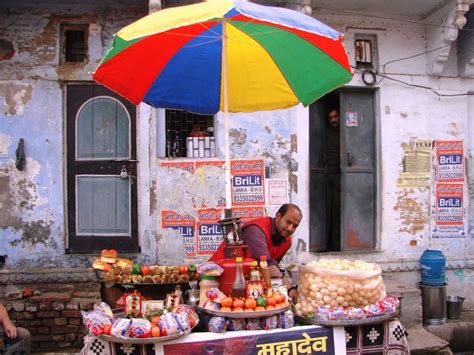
[0,2,149,267]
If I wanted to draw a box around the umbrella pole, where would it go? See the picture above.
[222,17,232,218]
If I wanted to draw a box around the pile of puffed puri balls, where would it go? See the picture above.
[294,259,399,321]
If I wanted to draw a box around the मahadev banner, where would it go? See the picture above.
[162,326,336,354]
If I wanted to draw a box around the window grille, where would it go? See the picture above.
[165,110,214,158]
[61,24,88,63]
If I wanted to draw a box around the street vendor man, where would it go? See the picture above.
[209,203,302,297]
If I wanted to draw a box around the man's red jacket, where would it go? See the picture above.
[208,217,291,262]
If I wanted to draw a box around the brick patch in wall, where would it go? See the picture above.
[0,276,101,353]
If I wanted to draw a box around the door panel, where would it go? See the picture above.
[309,102,327,251]
[76,97,130,160]
[67,84,139,253]
[76,176,130,235]
[340,91,375,250]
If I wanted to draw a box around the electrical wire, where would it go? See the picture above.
[351,66,472,98]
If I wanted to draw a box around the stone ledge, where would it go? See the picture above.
[0,268,97,284]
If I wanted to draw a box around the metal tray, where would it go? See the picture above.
[197,305,290,319]
[295,310,399,327]
[99,331,186,344]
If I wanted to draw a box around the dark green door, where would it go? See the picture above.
[309,90,376,251]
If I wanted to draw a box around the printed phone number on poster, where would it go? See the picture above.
[437,216,463,222]
[198,243,220,252]
[184,245,195,253]
[438,172,463,178]
[233,194,265,203]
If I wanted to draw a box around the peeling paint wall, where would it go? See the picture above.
[0,1,148,268]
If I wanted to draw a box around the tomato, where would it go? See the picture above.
[244,298,257,310]
[102,324,112,335]
[255,306,266,311]
[221,297,233,308]
[232,307,244,312]
[150,315,161,324]
[220,307,232,312]
[266,297,277,307]
[274,294,285,304]
[189,316,196,328]
[141,265,151,276]
[244,308,254,312]
[179,265,188,274]
[151,326,161,337]
[232,299,245,309]
[266,305,275,310]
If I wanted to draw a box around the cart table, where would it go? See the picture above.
[81,318,409,354]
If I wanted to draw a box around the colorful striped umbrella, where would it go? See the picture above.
[93,0,352,208]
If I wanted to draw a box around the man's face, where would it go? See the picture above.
[275,207,302,238]
[328,110,339,128]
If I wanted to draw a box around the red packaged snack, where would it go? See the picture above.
[346,307,366,319]
[246,318,261,330]
[157,313,183,336]
[363,304,383,317]
[315,305,331,320]
[261,315,278,330]
[111,318,132,337]
[208,316,227,333]
[174,304,199,329]
[328,306,347,320]
[129,318,152,338]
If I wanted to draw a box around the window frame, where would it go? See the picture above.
[60,24,89,64]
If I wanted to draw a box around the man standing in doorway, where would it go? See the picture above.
[325,108,341,250]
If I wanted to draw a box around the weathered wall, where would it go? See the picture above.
[0,1,149,268]
[301,6,474,306]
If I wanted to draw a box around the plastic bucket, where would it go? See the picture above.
[419,283,447,325]
[420,249,446,286]
[447,296,465,320]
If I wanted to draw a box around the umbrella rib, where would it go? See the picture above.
[183,38,221,49]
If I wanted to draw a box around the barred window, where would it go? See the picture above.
[61,24,88,63]
[165,110,215,158]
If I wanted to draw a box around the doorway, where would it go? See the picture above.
[66,84,139,253]
[309,90,376,252]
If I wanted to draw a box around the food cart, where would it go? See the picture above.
[83,248,409,354]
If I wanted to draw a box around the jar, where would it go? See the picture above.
[199,275,219,307]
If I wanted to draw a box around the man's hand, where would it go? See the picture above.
[3,318,17,338]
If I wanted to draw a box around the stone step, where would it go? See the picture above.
[407,326,453,354]
[383,277,423,328]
